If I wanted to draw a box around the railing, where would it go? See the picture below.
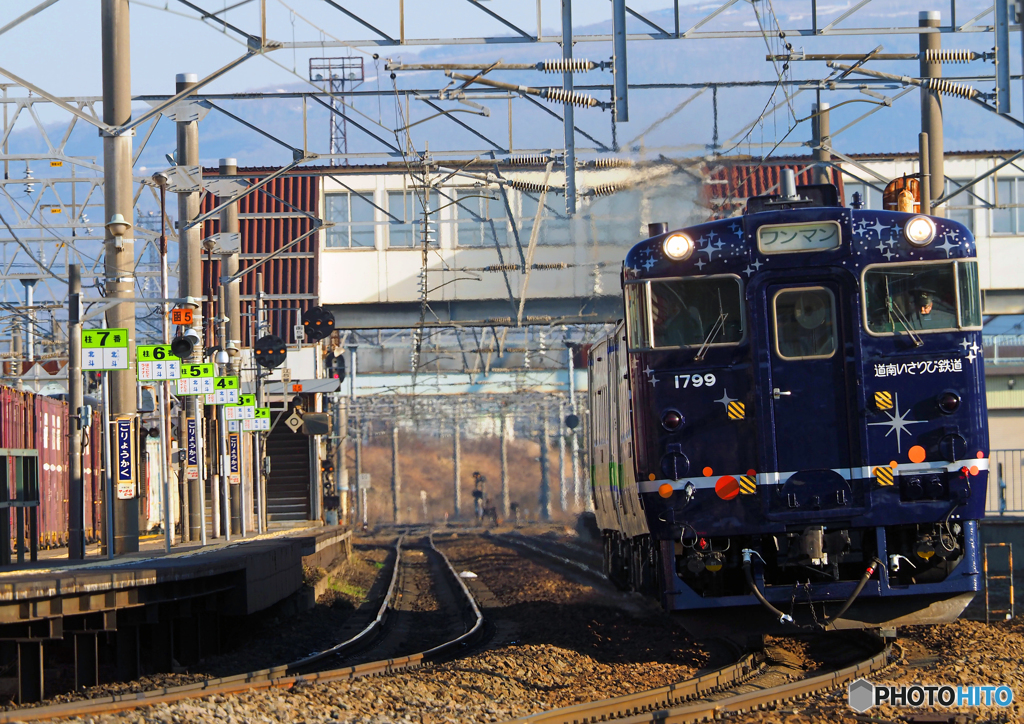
[986,450,1024,516]
[984,335,1024,365]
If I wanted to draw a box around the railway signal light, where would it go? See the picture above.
[325,350,346,382]
[564,413,579,429]
[302,306,335,342]
[170,328,200,359]
[254,334,288,369]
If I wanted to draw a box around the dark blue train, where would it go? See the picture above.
[588,170,987,634]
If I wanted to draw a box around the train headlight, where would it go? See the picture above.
[661,409,684,430]
[904,216,936,246]
[663,233,694,260]
[937,391,961,414]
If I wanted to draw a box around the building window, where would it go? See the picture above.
[324,192,376,248]
[520,191,570,246]
[454,189,506,248]
[387,190,439,248]
[945,178,975,233]
[992,177,1018,235]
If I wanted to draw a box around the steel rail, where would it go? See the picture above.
[0,532,484,723]
[507,644,890,724]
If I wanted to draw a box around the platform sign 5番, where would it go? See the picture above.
[82,328,130,370]
[175,364,215,395]
[116,417,136,500]
[203,376,240,405]
[137,344,181,381]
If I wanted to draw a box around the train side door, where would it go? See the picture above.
[767,281,852,472]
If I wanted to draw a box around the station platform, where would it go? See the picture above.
[0,525,353,704]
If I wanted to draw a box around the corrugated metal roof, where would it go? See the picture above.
[201,175,320,345]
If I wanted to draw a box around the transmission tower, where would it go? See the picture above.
[309,57,365,165]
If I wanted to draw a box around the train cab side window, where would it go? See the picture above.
[649,276,744,348]
[625,283,651,348]
[863,261,981,335]
[773,288,837,359]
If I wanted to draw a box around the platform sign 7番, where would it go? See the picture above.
[81,328,129,370]
[136,344,181,381]
[204,376,240,405]
[175,364,215,395]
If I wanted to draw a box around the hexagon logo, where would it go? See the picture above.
[848,678,875,713]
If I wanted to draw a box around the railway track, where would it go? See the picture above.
[0,530,482,723]
[506,633,891,724]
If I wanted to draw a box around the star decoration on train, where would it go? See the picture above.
[714,390,738,409]
[875,238,888,254]
[959,338,970,350]
[889,223,902,239]
[695,259,706,270]
[707,230,718,243]
[934,236,956,258]
[966,349,977,363]
[642,258,657,270]
[868,219,887,237]
[883,247,896,261]
[728,222,742,237]
[868,393,925,453]
[648,375,660,387]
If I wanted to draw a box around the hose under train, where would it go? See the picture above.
[742,550,884,630]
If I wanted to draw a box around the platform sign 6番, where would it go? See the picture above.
[203,376,240,405]
[82,328,130,370]
[136,344,181,381]
[175,364,215,395]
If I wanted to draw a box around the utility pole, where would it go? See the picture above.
[68,265,84,559]
[349,345,359,527]
[254,272,266,534]
[176,71,206,544]
[539,404,551,521]
[812,100,831,186]
[920,10,945,216]
[21,280,36,363]
[102,0,138,554]
[561,0,576,215]
[500,414,510,519]
[217,294,231,541]
[391,424,401,524]
[219,158,242,535]
[568,345,581,511]
[558,400,567,512]
[452,411,461,519]
[154,171,173,551]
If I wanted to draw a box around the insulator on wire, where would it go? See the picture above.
[505,154,552,165]
[540,58,596,73]
[924,49,979,63]
[543,88,600,107]
[588,157,634,169]
[483,264,521,272]
[505,178,557,193]
[588,183,622,197]
[531,262,568,270]
[926,78,979,99]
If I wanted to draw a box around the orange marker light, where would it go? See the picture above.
[715,476,739,500]
[649,473,657,481]
[970,465,979,476]
[890,460,898,469]
[977,451,985,459]
[908,445,926,464]
[746,469,757,476]
[703,466,713,477]
[658,483,674,498]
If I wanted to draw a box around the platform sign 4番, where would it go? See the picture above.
[137,344,181,381]
[82,328,129,370]
[203,376,240,405]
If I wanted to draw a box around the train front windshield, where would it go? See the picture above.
[640,276,744,348]
[863,260,982,335]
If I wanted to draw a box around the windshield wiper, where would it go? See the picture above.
[696,289,729,360]
[883,277,923,346]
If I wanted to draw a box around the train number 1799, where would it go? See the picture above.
[674,373,717,389]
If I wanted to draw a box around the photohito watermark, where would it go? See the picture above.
[848,678,1014,713]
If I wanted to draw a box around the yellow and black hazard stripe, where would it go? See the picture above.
[739,475,757,494]
[874,465,894,486]
[727,401,745,420]
[874,391,893,410]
